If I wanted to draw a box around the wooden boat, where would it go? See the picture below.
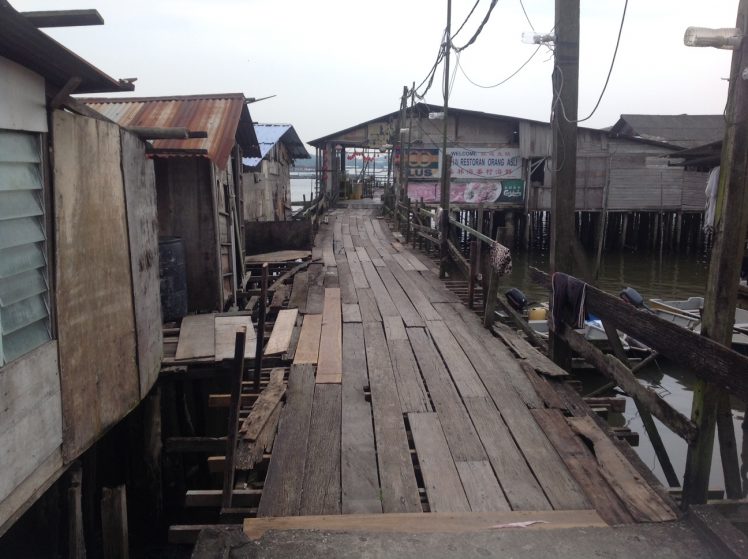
[649,296,748,353]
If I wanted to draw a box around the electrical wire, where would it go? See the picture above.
[453,0,499,53]
[452,0,481,40]
[456,44,542,89]
[415,29,448,99]
[518,0,535,31]
[555,0,629,124]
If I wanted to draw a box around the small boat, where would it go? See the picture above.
[649,296,748,353]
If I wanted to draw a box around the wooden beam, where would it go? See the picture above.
[21,9,104,27]
[559,324,698,443]
[49,77,82,110]
[124,127,198,140]
[530,267,748,401]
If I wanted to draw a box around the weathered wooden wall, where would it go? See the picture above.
[0,342,62,532]
[154,158,220,312]
[53,110,140,462]
[120,130,162,397]
[243,143,293,222]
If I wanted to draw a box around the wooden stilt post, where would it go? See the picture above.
[439,156,453,278]
[405,197,412,244]
[682,0,748,507]
[549,0,579,371]
[483,231,501,328]
[254,263,268,392]
[468,240,477,309]
[101,486,129,559]
[68,463,86,559]
[222,329,247,511]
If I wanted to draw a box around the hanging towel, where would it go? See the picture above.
[704,166,720,233]
[551,272,587,331]
[490,242,512,276]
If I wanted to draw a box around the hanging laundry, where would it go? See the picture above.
[551,272,587,331]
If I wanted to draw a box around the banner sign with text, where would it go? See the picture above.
[447,147,522,179]
[394,148,441,179]
[407,179,525,205]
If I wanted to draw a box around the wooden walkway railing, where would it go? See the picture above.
[383,193,748,507]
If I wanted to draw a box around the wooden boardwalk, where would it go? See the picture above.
[253,207,679,526]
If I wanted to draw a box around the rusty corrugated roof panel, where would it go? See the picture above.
[81,93,260,167]
[0,2,133,93]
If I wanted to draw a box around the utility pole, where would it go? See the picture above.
[682,0,748,506]
[439,0,452,278]
[549,0,580,367]
[396,85,408,224]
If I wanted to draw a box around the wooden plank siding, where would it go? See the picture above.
[53,111,141,462]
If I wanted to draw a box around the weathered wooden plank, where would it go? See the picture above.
[236,404,281,471]
[305,264,325,315]
[300,385,342,515]
[356,288,381,323]
[455,460,510,512]
[0,342,62,505]
[441,303,545,408]
[402,250,429,271]
[243,509,608,540]
[425,320,488,398]
[532,409,635,525]
[175,314,216,360]
[376,266,424,327]
[462,396,551,511]
[387,261,442,322]
[342,303,362,323]
[293,315,322,365]
[386,320,431,414]
[120,130,162,397]
[240,369,285,441]
[334,255,358,304]
[392,252,415,271]
[341,323,381,514]
[406,328,487,462]
[306,285,325,315]
[257,364,315,517]
[363,322,421,513]
[567,416,677,522]
[317,288,342,384]
[215,316,255,361]
[408,412,470,512]
[360,260,400,317]
[54,111,140,461]
[345,248,369,289]
[355,245,372,263]
[264,309,299,356]
[287,270,309,312]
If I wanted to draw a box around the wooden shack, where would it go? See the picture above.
[243,123,310,222]
[311,104,715,248]
[0,3,162,536]
[83,94,261,313]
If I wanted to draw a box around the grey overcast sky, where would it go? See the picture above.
[15,0,739,145]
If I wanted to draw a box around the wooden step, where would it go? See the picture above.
[243,510,608,540]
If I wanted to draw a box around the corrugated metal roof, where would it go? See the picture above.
[242,123,310,168]
[611,115,725,149]
[81,93,260,167]
[0,2,133,94]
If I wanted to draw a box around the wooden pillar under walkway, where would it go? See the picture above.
[682,0,748,507]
